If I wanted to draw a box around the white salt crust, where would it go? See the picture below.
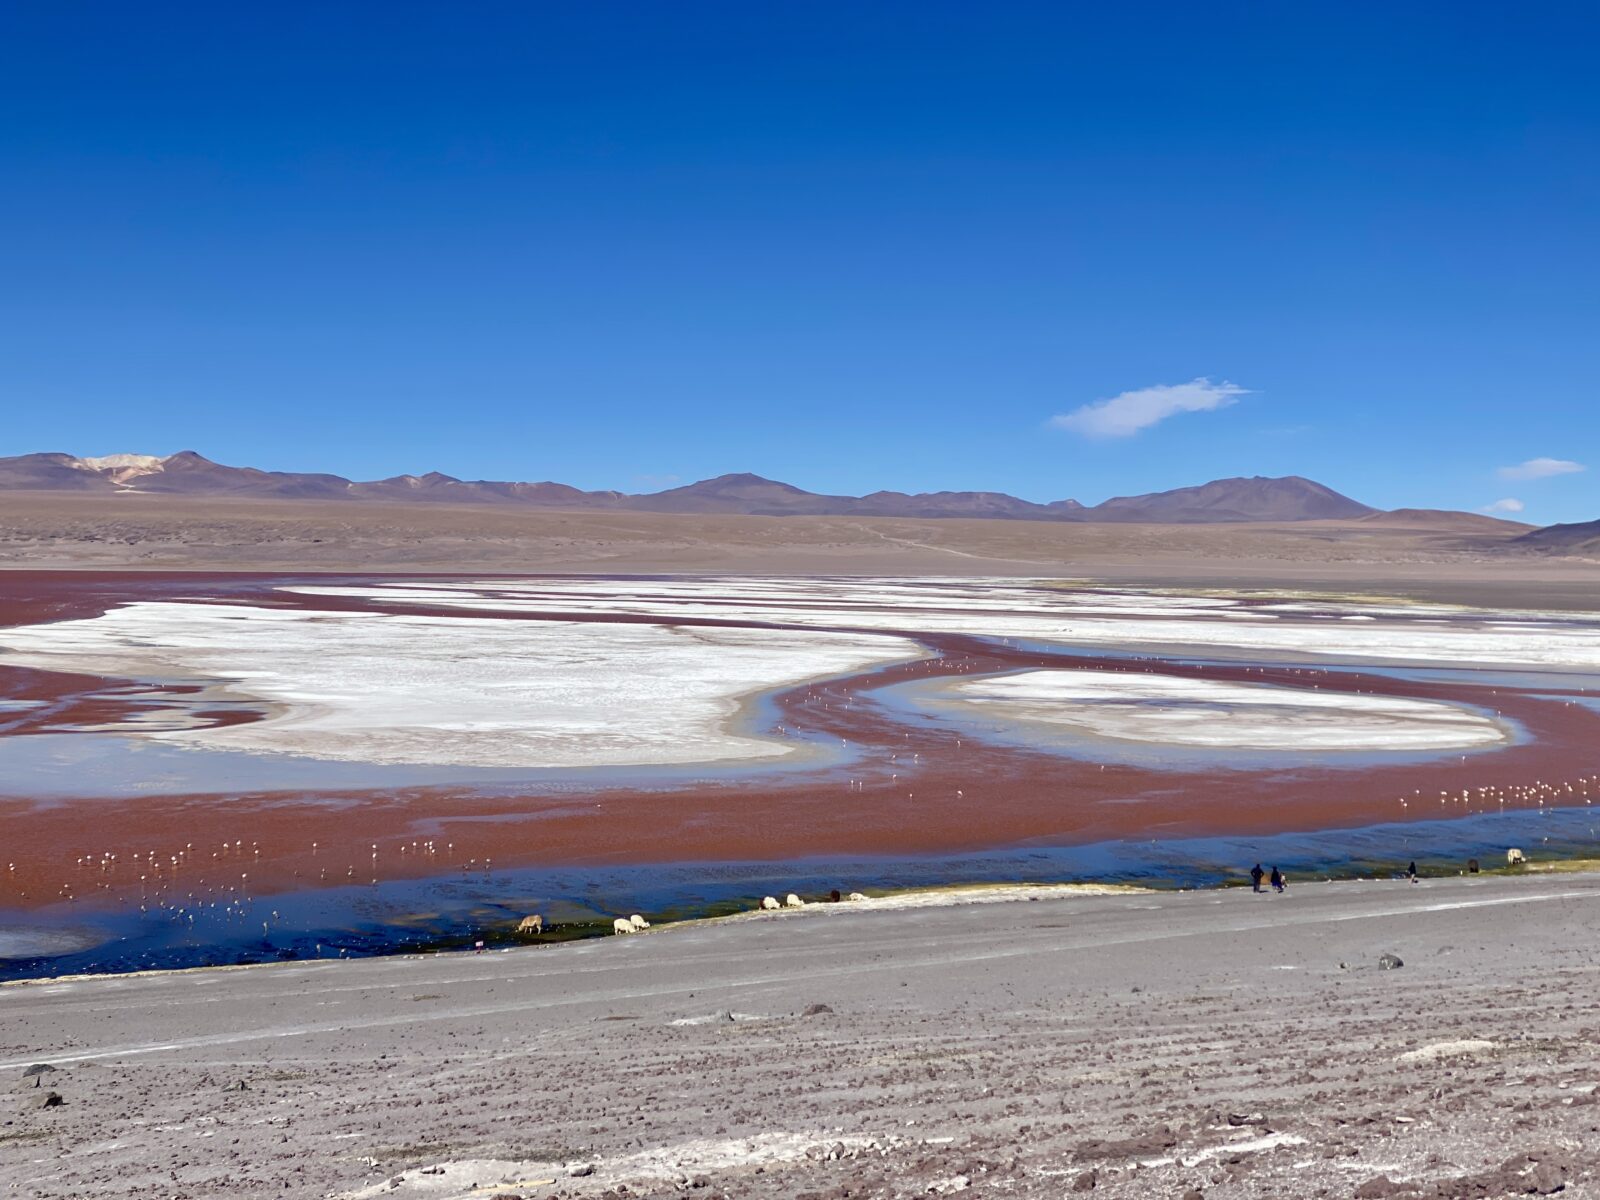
[929,669,1508,751]
[287,578,1600,669]
[0,602,922,768]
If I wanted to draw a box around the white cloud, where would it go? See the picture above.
[1481,498,1525,514]
[1496,457,1586,481]
[1050,378,1249,438]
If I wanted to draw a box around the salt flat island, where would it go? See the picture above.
[0,599,926,769]
[904,669,1511,752]
[0,574,1598,979]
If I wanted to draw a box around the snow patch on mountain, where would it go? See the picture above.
[79,453,170,484]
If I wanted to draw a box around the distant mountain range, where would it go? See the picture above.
[0,450,1537,529]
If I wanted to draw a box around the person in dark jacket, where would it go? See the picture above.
[1269,866,1286,893]
[1250,863,1265,893]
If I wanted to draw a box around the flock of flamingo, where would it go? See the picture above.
[1,769,1594,928]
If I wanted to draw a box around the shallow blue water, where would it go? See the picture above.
[3,804,1595,981]
[0,678,858,800]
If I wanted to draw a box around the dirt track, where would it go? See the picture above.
[5,873,1600,1199]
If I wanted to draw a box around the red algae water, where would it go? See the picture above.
[1,572,1597,969]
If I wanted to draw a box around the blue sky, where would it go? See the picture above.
[3,4,1597,521]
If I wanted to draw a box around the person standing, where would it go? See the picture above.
[1270,866,1285,893]
[1250,863,1265,893]
[1407,861,1419,883]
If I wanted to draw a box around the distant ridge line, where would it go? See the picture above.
[0,450,1531,528]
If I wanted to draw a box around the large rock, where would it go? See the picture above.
[1075,1128,1177,1158]
[1354,1175,1418,1198]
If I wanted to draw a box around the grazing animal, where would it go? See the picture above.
[761,896,781,911]
[629,914,650,931]
[1506,848,1526,865]
[516,914,543,934]
[785,893,805,908]
[847,892,868,902]
[612,917,634,935]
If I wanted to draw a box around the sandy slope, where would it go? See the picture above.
[4,874,1600,1199]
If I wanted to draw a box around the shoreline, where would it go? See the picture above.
[0,862,1589,1000]
[6,868,1600,1198]
[6,843,1599,986]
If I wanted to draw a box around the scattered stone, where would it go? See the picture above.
[1181,1190,1204,1200]
[1378,953,1404,970]
[569,1163,596,1177]
[1528,1161,1567,1193]
[28,1091,64,1110]
[1071,1167,1099,1191]
[1226,1112,1266,1127]
[222,1079,250,1091]
[802,1003,834,1017]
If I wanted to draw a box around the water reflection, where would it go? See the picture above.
[4,804,1595,981]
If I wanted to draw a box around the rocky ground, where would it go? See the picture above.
[4,873,1600,1199]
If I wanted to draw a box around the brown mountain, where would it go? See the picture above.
[0,452,120,491]
[612,474,1077,519]
[0,451,1478,527]
[351,472,621,507]
[129,450,354,499]
[618,473,838,515]
[1511,519,1600,555]
[849,490,1068,520]
[1357,508,1534,534]
[1088,475,1375,523]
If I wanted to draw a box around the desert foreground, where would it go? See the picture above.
[5,872,1600,1200]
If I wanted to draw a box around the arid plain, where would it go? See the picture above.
[2,489,1597,598]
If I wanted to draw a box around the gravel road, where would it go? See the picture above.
[4,873,1599,1199]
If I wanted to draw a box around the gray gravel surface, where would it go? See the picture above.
[4,873,1600,1199]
